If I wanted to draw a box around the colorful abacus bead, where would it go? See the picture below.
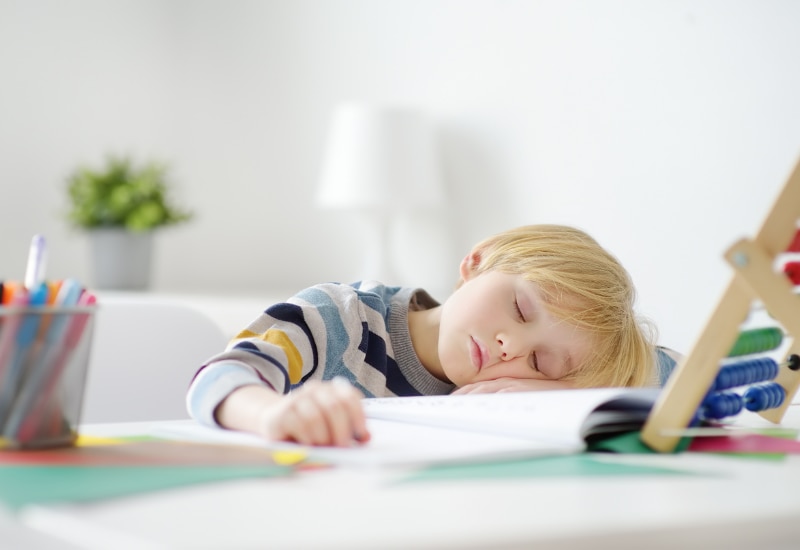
[728,327,783,357]
[743,382,786,412]
[700,391,744,420]
[786,228,800,253]
[711,357,778,392]
[784,262,800,285]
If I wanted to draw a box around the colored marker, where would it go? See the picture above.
[24,235,47,290]
[8,284,94,442]
[0,286,29,411]
[0,282,48,424]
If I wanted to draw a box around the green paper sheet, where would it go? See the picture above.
[0,464,290,509]
[403,453,687,483]
[588,430,692,454]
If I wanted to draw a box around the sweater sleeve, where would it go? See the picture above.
[655,346,683,386]
[192,295,330,393]
[186,361,263,426]
[185,282,381,423]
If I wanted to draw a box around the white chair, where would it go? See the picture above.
[80,296,229,423]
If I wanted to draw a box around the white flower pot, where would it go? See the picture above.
[89,228,153,290]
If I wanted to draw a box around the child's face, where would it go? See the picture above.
[438,270,592,387]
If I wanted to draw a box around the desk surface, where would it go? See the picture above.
[15,405,800,550]
[0,508,80,550]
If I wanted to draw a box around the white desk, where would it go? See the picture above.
[0,508,81,550]
[14,405,800,550]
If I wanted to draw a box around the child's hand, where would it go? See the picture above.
[452,377,575,395]
[256,378,371,447]
[216,378,371,447]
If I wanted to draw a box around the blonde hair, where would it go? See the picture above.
[467,224,656,388]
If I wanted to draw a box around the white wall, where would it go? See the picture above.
[1,0,799,354]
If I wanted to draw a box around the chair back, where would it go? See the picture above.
[81,298,228,423]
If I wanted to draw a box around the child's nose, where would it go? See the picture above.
[497,335,524,361]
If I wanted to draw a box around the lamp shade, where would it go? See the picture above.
[316,103,445,210]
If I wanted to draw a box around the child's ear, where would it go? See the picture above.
[459,250,482,281]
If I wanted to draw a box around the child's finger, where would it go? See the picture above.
[270,398,314,445]
[332,378,370,444]
[316,382,369,447]
[286,383,352,446]
[266,382,325,445]
[290,392,332,445]
[290,382,358,447]
[309,389,351,447]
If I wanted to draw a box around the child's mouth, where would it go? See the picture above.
[470,337,484,371]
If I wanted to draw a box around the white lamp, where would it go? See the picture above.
[316,103,445,283]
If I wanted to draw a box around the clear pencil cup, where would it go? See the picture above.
[0,305,96,449]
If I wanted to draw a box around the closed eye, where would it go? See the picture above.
[514,298,525,322]
[530,351,540,373]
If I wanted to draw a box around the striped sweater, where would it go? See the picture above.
[186,281,455,427]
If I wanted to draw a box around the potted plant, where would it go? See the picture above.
[66,155,193,290]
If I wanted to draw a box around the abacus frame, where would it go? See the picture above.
[641,156,800,453]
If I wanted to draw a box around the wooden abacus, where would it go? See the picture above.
[641,156,800,453]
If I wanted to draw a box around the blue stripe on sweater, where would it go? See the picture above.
[656,347,678,386]
[385,356,421,396]
[294,287,352,387]
[352,289,388,316]
[265,302,319,385]
[361,326,419,397]
[361,324,385,366]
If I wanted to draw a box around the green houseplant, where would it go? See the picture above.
[66,155,193,290]
[67,155,192,231]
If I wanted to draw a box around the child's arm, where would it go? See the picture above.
[214,378,371,447]
[451,377,575,395]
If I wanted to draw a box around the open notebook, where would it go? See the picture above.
[148,387,660,467]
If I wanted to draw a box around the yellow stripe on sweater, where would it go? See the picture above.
[235,328,303,383]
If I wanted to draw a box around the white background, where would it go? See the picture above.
[1,0,799,354]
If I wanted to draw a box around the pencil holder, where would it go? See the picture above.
[0,304,96,449]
